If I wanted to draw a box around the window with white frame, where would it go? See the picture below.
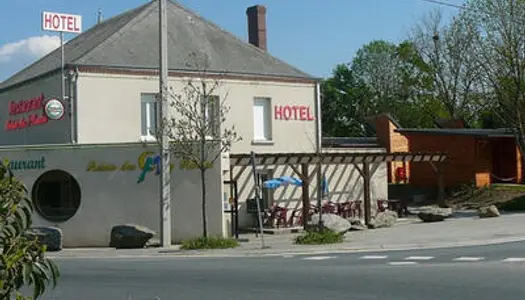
[141,93,158,139]
[203,95,220,138]
[253,97,272,141]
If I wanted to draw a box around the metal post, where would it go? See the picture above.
[315,81,323,228]
[159,0,171,247]
[60,31,65,107]
[250,151,265,249]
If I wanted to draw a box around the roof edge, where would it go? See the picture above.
[76,65,320,84]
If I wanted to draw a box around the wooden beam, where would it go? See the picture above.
[301,163,310,229]
[232,165,248,182]
[289,164,303,179]
[362,161,372,226]
[429,161,446,207]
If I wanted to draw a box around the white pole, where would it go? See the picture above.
[60,32,65,105]
[159,0,171,247]
[315,81,323,227]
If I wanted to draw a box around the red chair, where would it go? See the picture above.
[351,200,363,219]
[377,199,388,213]
[270,205,288,228]
[337,201,353,218]
[322,201,337,214]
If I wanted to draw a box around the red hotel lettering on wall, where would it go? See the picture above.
[4,94,49,131]
[274,105,315,121]
[9,94,45,115]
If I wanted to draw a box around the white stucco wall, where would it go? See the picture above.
[0,73,72,145]
[76,73,317,154]
[0,143,224,247]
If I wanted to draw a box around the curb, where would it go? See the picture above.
[46,236,525,260]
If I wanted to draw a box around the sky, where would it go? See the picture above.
[0,0,464,82]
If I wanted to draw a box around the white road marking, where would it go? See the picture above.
[404,256,434,261]
[388,261,419,266]
[302,256,336,261]
[360,255,388,260]
[453,257,485,262]
[502,258,525,262]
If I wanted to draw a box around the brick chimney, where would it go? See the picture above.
[246,5,267,51]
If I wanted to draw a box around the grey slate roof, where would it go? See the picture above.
[395,128,516,138]
[0,0,314,91]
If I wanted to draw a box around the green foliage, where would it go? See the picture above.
[180,236,240,250]
[294,229,344,245]
[497,195,525,212]
[0,161,59,299]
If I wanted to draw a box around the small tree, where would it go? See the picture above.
[0,161,59,299]
[159,52,241,237]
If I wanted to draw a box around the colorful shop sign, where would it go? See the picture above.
[86,151,175,183]
[2,157,46,171]
[4,94,64,131]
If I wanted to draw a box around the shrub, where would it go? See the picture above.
[294,228,344,245]
[0,162,59,299]
[180,236,239,250]
[497,195,525,212]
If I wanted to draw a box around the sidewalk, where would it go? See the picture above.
[48,212,525,259]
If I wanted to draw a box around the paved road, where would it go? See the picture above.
[39,241,525,300]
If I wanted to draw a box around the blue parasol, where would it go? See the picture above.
[263,176,303,189]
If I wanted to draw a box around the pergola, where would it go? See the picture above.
[228,151,447,228]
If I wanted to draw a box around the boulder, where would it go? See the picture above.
[368,211,398,229]
[416,206,453,223]
[346,217,367,231]
[310,214,351,234]
[414,206,453,218]
[109,224,156,249]
[478,205,500,218]
[24,226,63,252]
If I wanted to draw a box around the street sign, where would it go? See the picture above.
[42,11,82,34]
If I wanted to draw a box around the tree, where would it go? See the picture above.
[409,9,487,126]
[159,52,241,237]
[321,64,375,137]
[0,161,59,299]
[462,0,525,176]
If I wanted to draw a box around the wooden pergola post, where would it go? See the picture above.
[429,161,445,207]
[353,161,372,226]
[301,163,310,229]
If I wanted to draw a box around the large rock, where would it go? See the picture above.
[416,206,453,223]
[415,206,453,218]
[368,211,398,229]
[310,214,351,234]
[109,224,156,249]
[478,205,500,218]
[24,226,63,252]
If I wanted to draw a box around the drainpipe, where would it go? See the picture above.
[68,67,79,143]
[314,81,323,228]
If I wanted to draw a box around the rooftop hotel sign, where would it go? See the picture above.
[42,11,82,33]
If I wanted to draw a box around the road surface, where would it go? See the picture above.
[39,241,525,300]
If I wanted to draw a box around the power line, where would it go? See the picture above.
[412,0,466,9]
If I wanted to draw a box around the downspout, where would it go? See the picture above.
[69,67,79,143]
[314,81,323,228]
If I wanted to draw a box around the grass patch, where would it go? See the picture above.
[294,228,344,245]
[180,236,240,250]
[491,183,525,192]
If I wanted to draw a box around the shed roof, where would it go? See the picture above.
[395,128,516,138]
[0,0,314,91]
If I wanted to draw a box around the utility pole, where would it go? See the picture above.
[315,82,323,229]
[159,0,171,247]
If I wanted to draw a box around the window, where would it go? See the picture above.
[204,95,220,138]
[32,170,81,222]
[253,97,272,141]
[141,93,158,140]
